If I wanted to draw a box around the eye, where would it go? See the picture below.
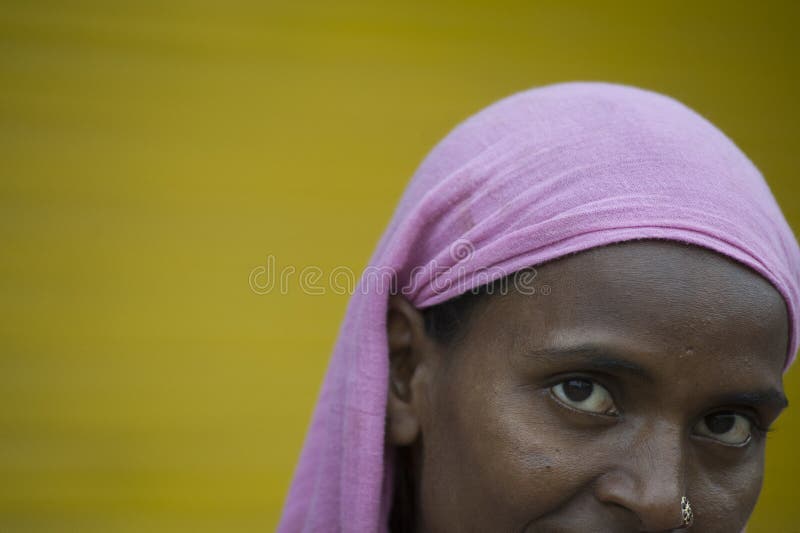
[693,411,753,446]
[551,378,619,416]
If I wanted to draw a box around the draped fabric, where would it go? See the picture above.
[278,82,800,532]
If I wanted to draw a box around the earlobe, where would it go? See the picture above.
[386,385,421,445]
[385,294,432,446]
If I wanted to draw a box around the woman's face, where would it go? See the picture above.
[386,240,789,532]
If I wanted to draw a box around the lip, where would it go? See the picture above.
[522,519,636,533]
[522,504,644,533]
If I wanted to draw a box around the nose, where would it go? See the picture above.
[593,418,690,531]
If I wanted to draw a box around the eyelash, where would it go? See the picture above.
[547,376,774,441]
[722,411,773,439]
[548,374,621,416]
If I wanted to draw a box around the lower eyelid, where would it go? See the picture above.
[691,432,753,448]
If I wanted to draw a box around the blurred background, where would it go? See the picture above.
[1,1,798,531]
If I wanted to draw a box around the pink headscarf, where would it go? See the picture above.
[278,81,800,532]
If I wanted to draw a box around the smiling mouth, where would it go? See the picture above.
[523,521,634,533]
[521,509,646,533]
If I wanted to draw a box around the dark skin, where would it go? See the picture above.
[386,240,789,532]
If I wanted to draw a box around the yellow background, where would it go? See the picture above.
[1,1,799,531]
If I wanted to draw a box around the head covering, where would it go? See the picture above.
[277,81,800,532]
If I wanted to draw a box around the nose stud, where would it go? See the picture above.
[680,496,694,528]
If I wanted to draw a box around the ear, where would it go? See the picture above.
[385,293,439,446]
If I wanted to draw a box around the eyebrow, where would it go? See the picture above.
[523,342,789,411]
[710,390,789,411]
[524,342,655,382]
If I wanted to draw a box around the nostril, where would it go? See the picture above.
[595,468,692,531]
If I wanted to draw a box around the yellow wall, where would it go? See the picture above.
[1,1,798,531]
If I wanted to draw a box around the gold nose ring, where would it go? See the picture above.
[680,496,694,528]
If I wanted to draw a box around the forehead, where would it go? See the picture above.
[486,240,789,380]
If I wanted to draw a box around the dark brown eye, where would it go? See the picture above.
[705,412,736,434]
[563,379,593,402]
[694,411,752,446]
[551,378,618,416]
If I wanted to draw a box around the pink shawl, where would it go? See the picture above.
[278,81,800,532]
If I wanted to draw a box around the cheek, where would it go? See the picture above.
[693,451,765,531]
[421,375,604,529]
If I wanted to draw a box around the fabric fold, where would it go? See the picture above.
[278,81,800,533]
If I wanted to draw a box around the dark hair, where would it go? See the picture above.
[420,269,534,346]
[421,288,490,346]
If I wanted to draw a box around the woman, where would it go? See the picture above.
[278,82,800,532]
